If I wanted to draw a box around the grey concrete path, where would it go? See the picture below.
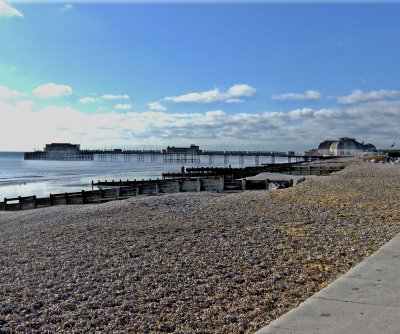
[256,233,400,334]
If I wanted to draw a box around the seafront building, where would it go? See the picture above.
[318,137,375,156]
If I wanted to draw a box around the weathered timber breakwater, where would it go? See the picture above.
[0,162,344,211]
[0,177,293,211]
[1,159,399,333]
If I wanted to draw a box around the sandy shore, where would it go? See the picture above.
[1,159,400,333]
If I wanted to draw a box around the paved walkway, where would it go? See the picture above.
[256,233,400,334]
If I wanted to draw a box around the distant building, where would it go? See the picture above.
[45,143,81,153]
[25,143,93,161]
[318,137,376,156]
[163,144,202,154]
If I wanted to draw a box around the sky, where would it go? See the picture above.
[1,1,400,151]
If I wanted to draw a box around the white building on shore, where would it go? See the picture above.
[318,137,375,156]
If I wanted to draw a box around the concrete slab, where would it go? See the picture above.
[347,259,400,282]
[379,236,400,249]
[255,233,400,334]
[257,299,400,334]
[367,248,400,264]
[313,277,400,307]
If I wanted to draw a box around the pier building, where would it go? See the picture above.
[24,143,94,161]
[162,144,202,154]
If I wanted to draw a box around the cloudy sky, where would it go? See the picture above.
[1,1,400,151]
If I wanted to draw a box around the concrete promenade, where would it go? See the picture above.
[256,233,400,334]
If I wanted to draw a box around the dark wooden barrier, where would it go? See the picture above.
[0,176,294,212]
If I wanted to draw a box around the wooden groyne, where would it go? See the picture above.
[0,176,293,211]
[162,163,345,179]
[0,162,345,212]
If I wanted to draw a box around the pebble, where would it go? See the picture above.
[0,159,399,333]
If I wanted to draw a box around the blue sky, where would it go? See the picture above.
[1,1,400,151]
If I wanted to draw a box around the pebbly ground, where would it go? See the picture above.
[0,159,399,333]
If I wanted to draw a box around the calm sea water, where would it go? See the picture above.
[0,152,287,199]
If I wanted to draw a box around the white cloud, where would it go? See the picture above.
[33,83,72,98]
[226,98,245,103]
[227,84,257,97]
[0,1,22,17]
[272,90,321,101]
[337,89,399,104]
[148,101,167,111]
[102,94,130,100]
[0,86,23,99]
[115,103,132,110]
[61,4,74,11]
[2,96,400,151]
[79,97,96,103]
[288,108,314,119]
[164,83,256,104]
[165,88,220,103]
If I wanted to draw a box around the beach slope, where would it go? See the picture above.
[0,160,399,333]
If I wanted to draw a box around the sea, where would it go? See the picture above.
[0,152,288,199]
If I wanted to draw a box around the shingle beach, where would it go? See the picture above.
[1,159,399,333]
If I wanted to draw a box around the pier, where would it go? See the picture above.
[24,143,331,164]
[80,149,320,165]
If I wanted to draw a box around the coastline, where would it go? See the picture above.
[1,159,399,333]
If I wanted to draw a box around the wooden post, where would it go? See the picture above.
[99,189,102,201]
[116,187,120,198]
[65,193,68,205]
[49,194,53,206]
[81,190,85,204]
[155,182,159,194]
[242,178,246,191]
[33,195,37,209]
[4,198,7,211]
[176,181,181,192]
[265,179,270,190]
[289,179,294,187]
[18,196,22,210]
[196,178,201,192]
[220,177,224,192]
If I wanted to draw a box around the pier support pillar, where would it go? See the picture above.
[219,177,224,192]
[224,155,229,166]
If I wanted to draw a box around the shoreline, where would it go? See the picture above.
[1,159,399,333]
